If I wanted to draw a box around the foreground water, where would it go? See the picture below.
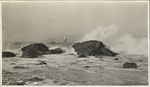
[2,42,148,85]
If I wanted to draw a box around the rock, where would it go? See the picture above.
[53,79,60,83]
[2,51,16,58]
[22,50,41,58]
[101,48,117,57]
[21,43,49,58]
[72,40,117,56]
[51,42,56,44]
[48,48,64,54]
[73,40,104,56]
[123,62,137,68]
[85,66,90,68]
[114,58,119,60]
[139,59,143,62]
[69,53,75,55]
[36,61,47,65]
[21,43,49,52]
[78,55,87,58]
[13,66,28,69]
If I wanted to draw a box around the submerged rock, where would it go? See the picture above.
[53,79,60,83]
[21,43,49,58]
[114,58,119,60]
[2,51,16,58]
[138,59,143,62]
[48,48,64,54]
[85,66,90,68]
[12,81,25,85]
[123,62,137,68]
[72,40,117,56]
[78,55,87,58]
[69,53,75,55]
[36,61,47,65]
[13,66,28,69]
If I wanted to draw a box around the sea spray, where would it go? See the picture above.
[80,25,148,56]
[2,42,23,56]
[49,46,76,55]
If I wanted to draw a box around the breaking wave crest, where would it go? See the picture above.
[80,25,148,56]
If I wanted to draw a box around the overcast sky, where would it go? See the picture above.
[2,2,148,42]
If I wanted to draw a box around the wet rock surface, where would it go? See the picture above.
[73,40,117,56]
[36,61,47,65]
[48,48,64,54]
[78,55,87,58]
[21,43,49,58]
[84,66,90,68]
[114,58,119,60]
[21,43,49,52]
[13,66,29,69]
[123,62,137,68]
[101,48,117,56]
[2,51,16,58]
[22,50,41,58]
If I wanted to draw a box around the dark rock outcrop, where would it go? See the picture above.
[2,51,16,58]
[72,40,117,56]
[48,48,64,54]
[21,43,49,58]
[101,48,117,57]
[73,40,104,56]
[21,43,49,52]
[22,50,41,58]
[123,62,137,68]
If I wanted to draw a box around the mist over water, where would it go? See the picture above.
[80,25,148,56]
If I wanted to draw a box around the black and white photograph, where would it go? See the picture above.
[1,0,149,86]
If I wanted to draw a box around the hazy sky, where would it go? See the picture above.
[2,2,148,42]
